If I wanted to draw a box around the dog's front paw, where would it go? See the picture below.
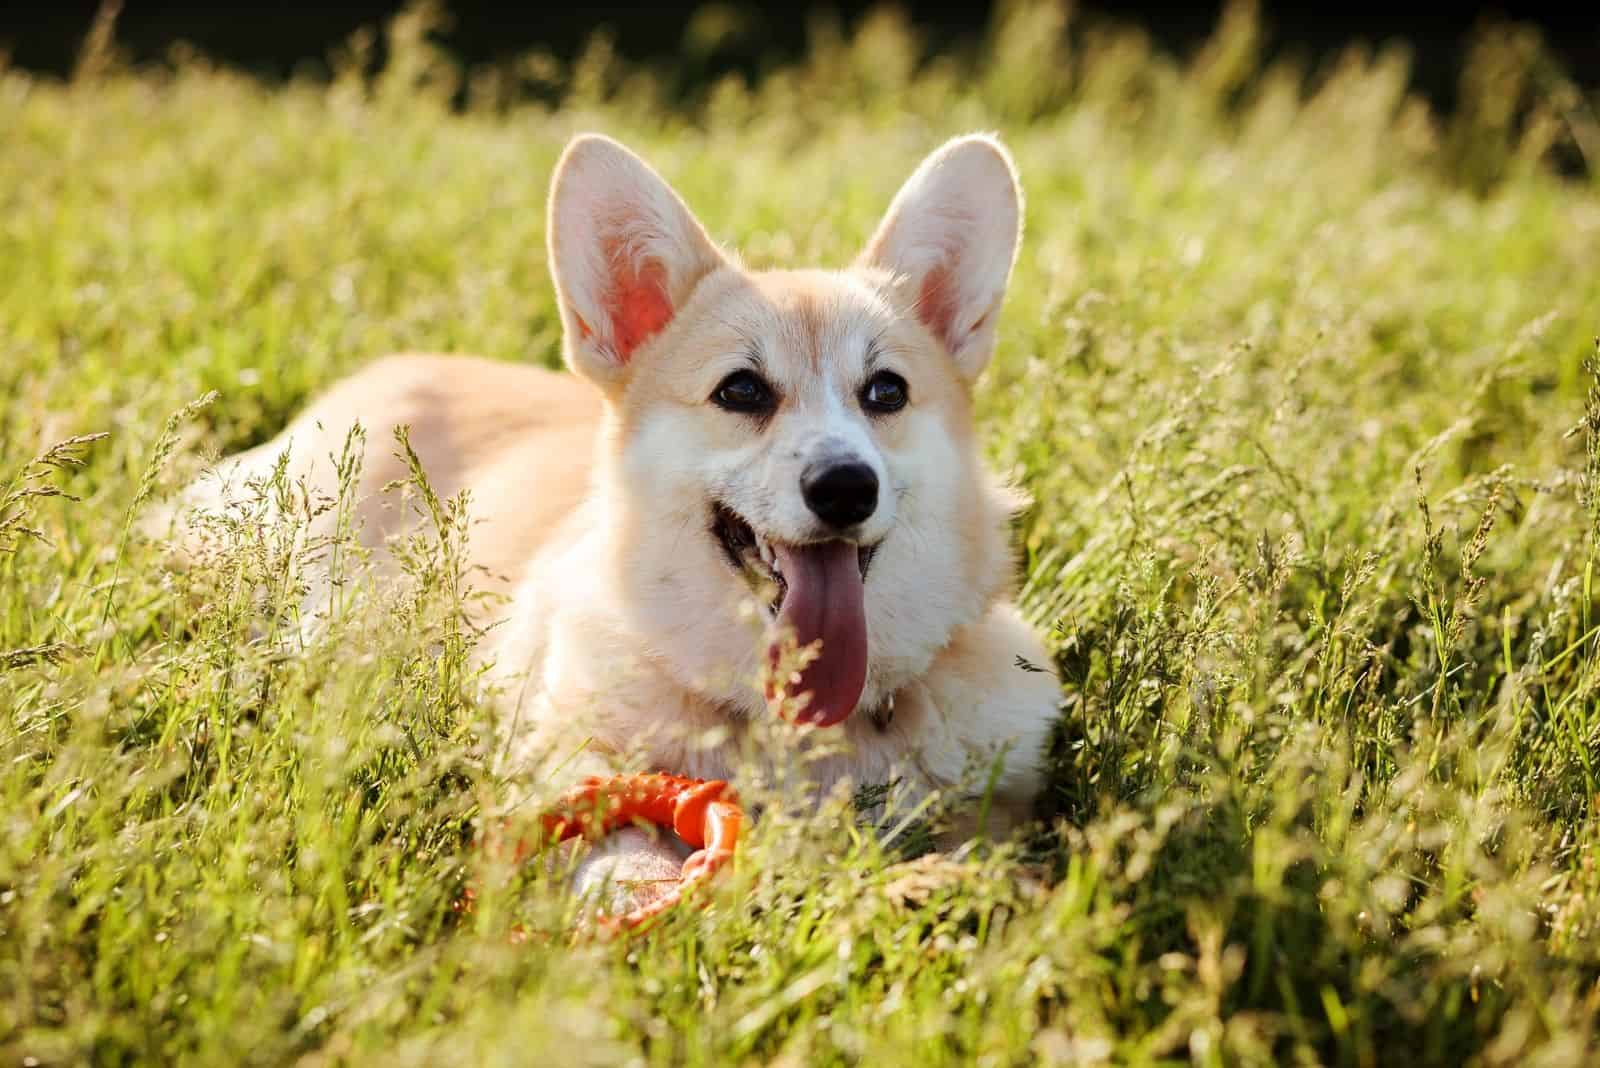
[569,825,692,915]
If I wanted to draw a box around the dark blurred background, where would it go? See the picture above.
[3,2,1597,110]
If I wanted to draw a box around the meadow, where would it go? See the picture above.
[3,2,1600,1063]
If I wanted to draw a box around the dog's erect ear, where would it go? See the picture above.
[857,135,1022,381]
[548,134,727,388]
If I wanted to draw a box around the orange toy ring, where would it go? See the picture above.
[546,773,744,933]
[476,773,743,937]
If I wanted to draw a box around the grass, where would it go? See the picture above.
[4,1,1600,1063]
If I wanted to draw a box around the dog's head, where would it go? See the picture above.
[547,133,1022,727]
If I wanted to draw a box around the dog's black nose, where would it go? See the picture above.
[801,461,879,529]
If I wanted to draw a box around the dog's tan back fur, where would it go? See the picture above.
[183,354,601,601]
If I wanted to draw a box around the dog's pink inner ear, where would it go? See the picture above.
[916,264,960,351]
[603,249,673,361]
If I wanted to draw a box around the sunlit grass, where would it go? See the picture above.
[3,2,1599,1064]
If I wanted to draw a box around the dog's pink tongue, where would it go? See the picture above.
[769,541,867,726]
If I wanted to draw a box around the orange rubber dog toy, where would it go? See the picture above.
[530,773,744,935]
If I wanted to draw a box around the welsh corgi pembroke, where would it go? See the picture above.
[181,133,1061,898]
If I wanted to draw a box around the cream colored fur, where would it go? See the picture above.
[177,133,1060,900]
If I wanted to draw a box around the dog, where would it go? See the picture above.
[178,132,1060,902]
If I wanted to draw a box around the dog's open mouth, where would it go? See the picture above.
[712,503,877,727]
[712,503,877,614]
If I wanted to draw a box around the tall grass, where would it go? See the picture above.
[3,2,1599,1063]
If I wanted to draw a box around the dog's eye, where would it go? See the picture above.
[860,371,909,414]
[713,370,775,414]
